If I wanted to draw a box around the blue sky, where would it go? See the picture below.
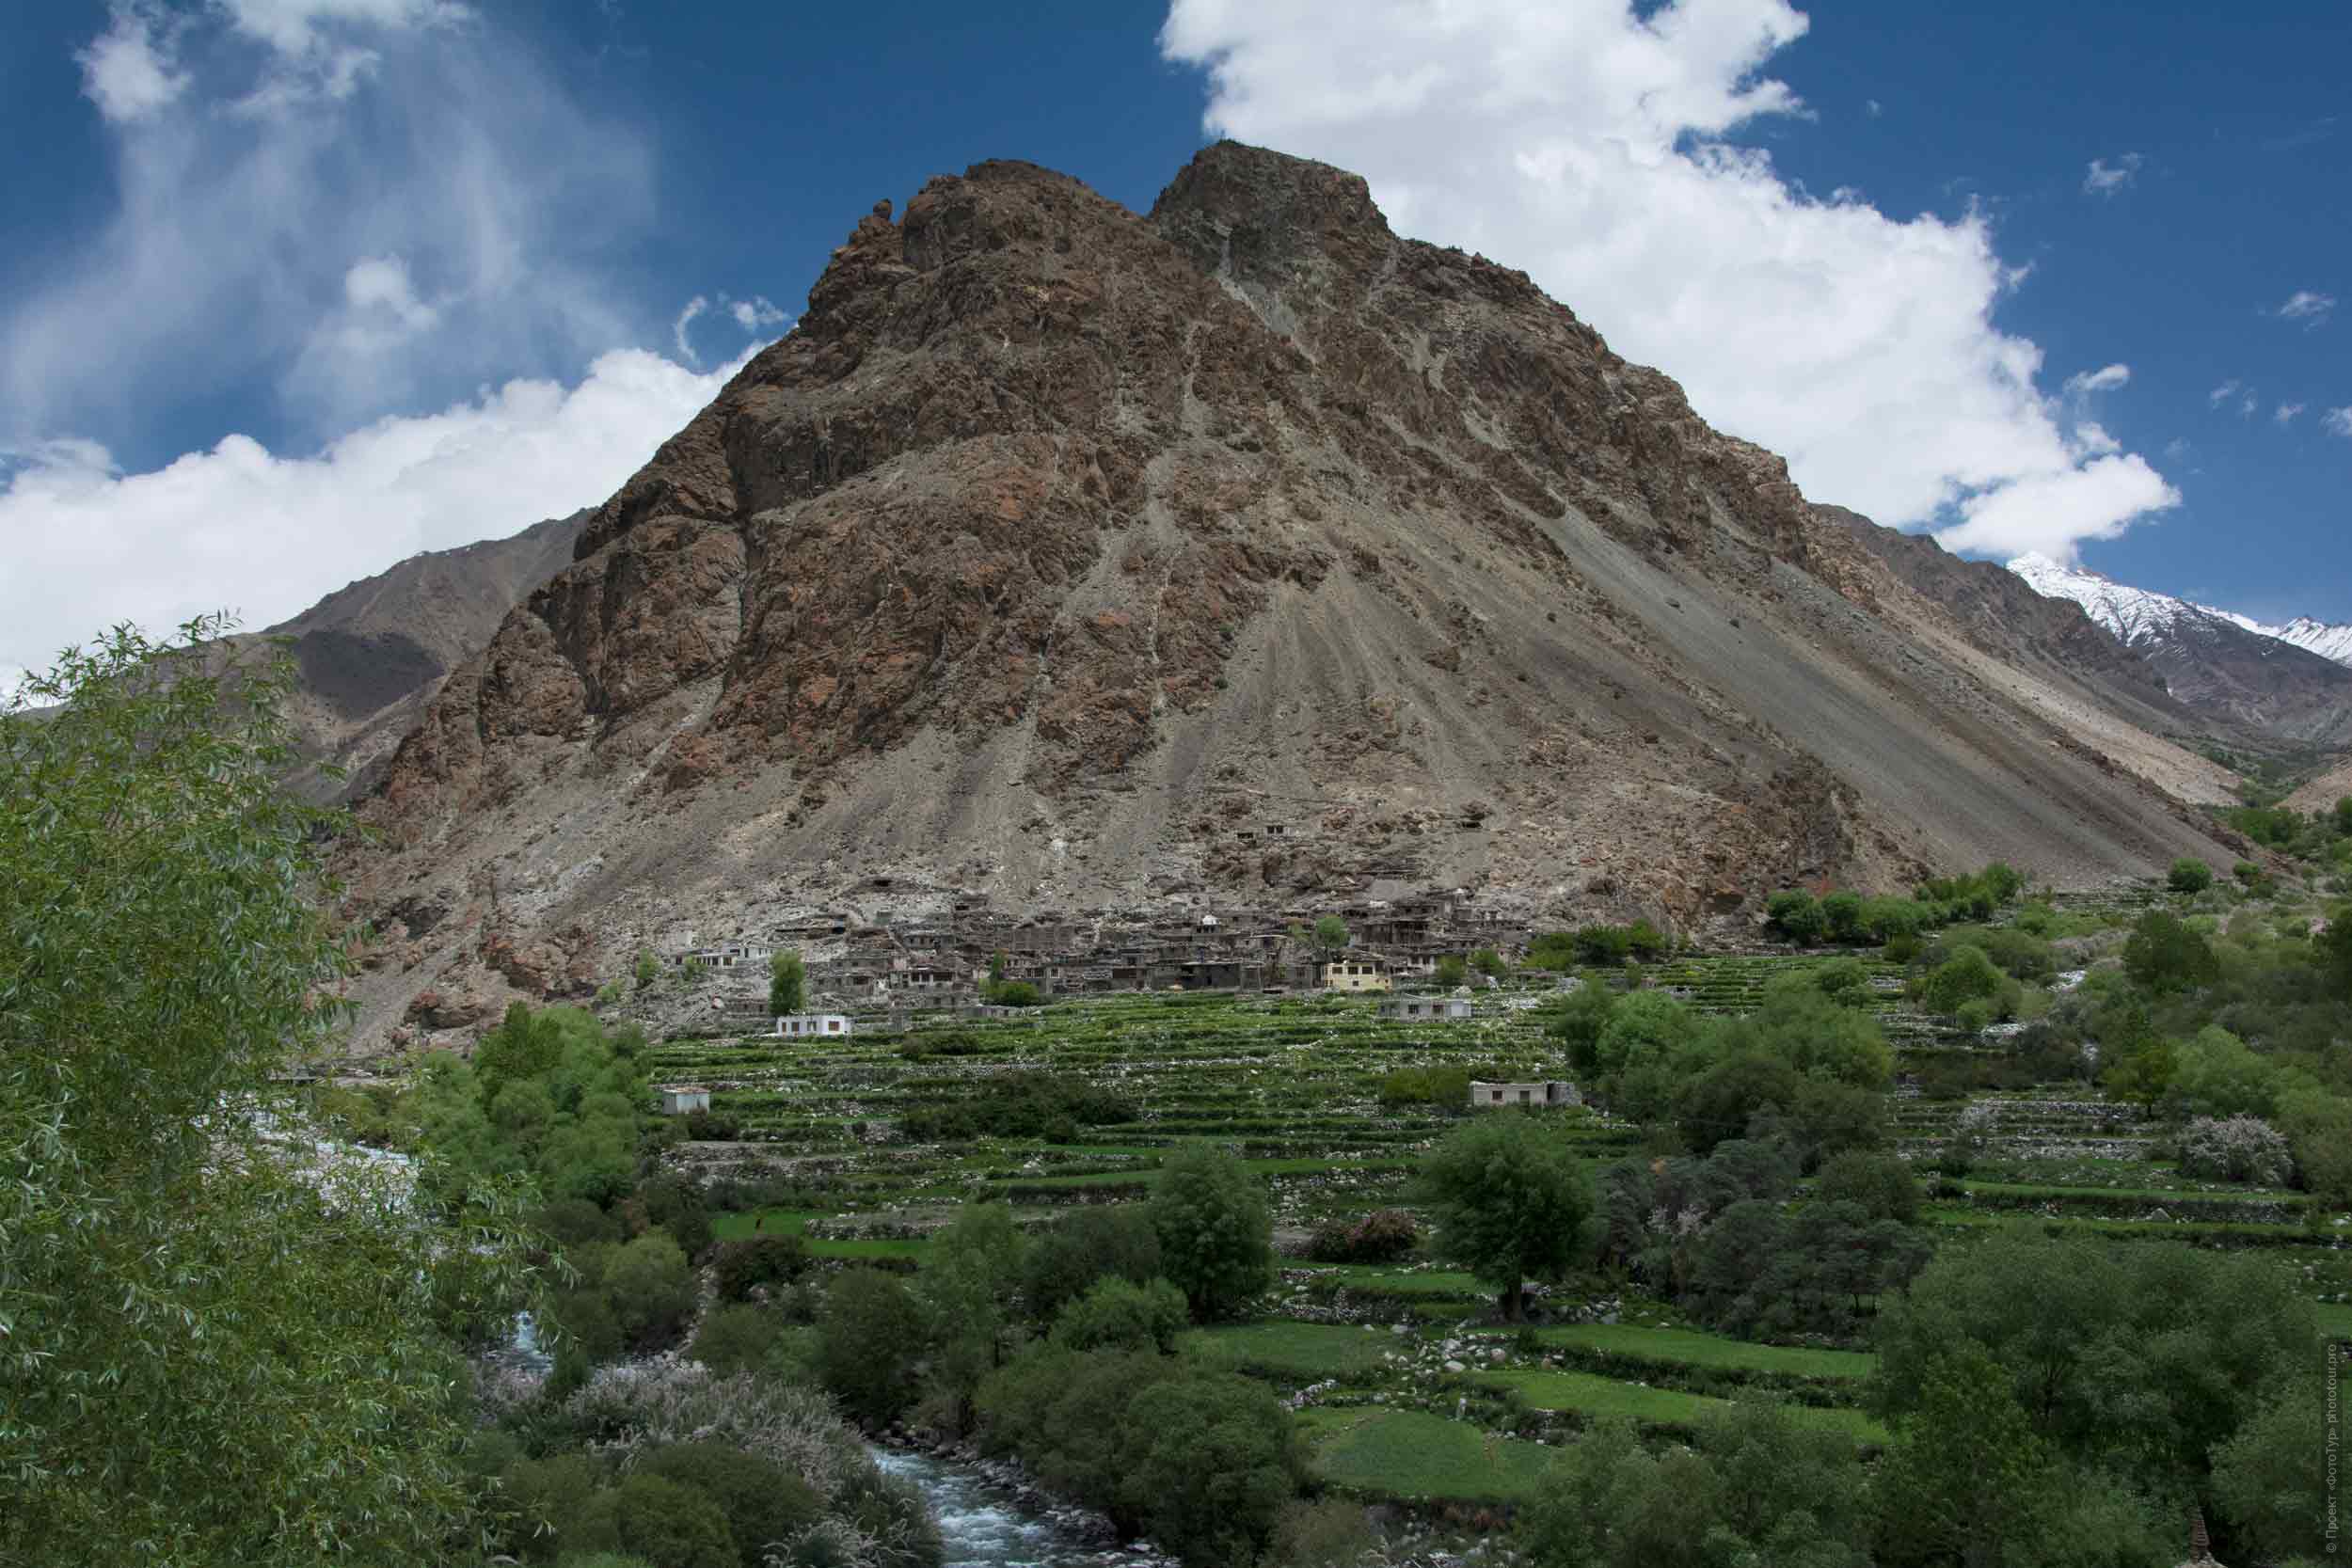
[1,0,2345,689]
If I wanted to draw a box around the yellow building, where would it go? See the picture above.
[1323,958,1392,993]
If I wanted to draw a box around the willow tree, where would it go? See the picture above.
[0,618,534,1567]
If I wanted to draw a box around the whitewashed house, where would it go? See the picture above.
[1380,995,1474,1022]
[659,1085,713,1116]
[772,1013,853,1039]
[1469,1080,1580,1109]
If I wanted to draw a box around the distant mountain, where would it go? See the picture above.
[245,512,586,800]
[2009,553,2352,746]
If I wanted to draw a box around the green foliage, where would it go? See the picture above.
[1312,915,1351,957]
[899,1072,1132,1143]
[922,1202,1029,1417]
[1812,1150,1920,1225]
[1433,954,1470,987]
[687,1305,784,1378]
[1819,888,1866,943]
[602,1232,700,1350]
[816,1269,930,1425]
[1471,947,1508,979]
[636,947,659,989]
[1590,990,1700,1086]
[2167,856,2215,893]
[1524,930,1581,970]
[2168,1024,2278,1119]
[768,949,805,1016]
[415,1004,649,1208]
[1150,1147,1276,1322]
[974,1350,1303,1567]
[1516,1408,1872,1568]
[712,1234,811,1302]
[1304,1208,1420,1264]
[1050,1275,1189,1354]
[1869,1342,2058,1568]
[1376,1063,1471,1107]
[498,1453,616,1561]
[1917,944,2015,1018]
[1869,1225,2314,1494]
[1686,1197,1930,1339]
[610,1472,737,1568]
[641,1177,714,1259]
[2211,1364,2335,1560]
[1766,889,1825,942]
[2122,910,2220,992]
[1419,1116,1593,1320]
[1022,1205,1163,1326]
[1543,983,1619,1075]
[0,619,539,1567]
[638,1443,822,1568]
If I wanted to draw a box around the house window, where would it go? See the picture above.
[1492,1090,1504,1103]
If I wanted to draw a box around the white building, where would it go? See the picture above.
[772,1013,853,1038]
[659,1085,713,1116]
[1380,995,1474,1022]
[678,942,775,972]
[1469,1080,1580,1109]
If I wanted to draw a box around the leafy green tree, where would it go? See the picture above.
[1766,889,1825,942]
[1150,1148,1276,1322]
[611,1472,737,1568]
[768,948,805,1015]
[639,1443,823,1568]
[636,946,660,989]
[2122,910,2220,992]
[1433,954,1470,987]
[1544,983,1619,1076]
[924,1202,1029,1414]
[1919,944,2010,1016]
[1311,914,1351,964]
[1051,1275,1189,1354]
[1871,1343,2058,1568]
[1819,890,1866,943]
[605,1232,699,1349]
[816,1268,931,1425]
[0,619,537,1567]
[1420,1116,1593,1320]
[2169,1025,2278,1119]
[1590,990,1699,1085]
[1113,1374,1303,1567]
[2211,1365,2334,1560]
[687,1304,784,1378]
[1021,1205,1163,1325]
[1814,1149,1920,1225]
[2318,908,2352,1000]
[1471,946,1508,979]
[2167,857,2215,894]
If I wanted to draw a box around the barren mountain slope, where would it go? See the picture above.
[336,144,2245,1049]
[248,513,585,799]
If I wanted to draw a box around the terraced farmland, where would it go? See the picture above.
[642,951,2352,1513]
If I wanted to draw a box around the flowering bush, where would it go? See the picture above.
[2175,1115,2294,1186]
[1305,1208,1419,1264]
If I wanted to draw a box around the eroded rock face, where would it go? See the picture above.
[339,142,2246,1052]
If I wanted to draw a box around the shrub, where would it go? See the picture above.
[538,1197,622,1248]
[1571,924,1633,963]
[610,1472,737,1568]
[1471,947,1508,979]
[768,949,805,1016]
[639,1442,822,1568]
[604,1233,698,1351]
[1050,1276,1189,1354]
[1766,890,1825,942]
[1820,890,1866,942]
[1433,955,1469,987]
[2168,858,2215,894]
[1304,1208,1420,1264]
[713,1235,811,1302]
[1813,1150,1920,1225]
[498,1453,616,1562]
[900,1073,1132,1144]
[1022,1205,1163,1326]
[2175,1116,2294,1186]
[815,1269,930,1426]
[641,1179,713,1259]
[1115,1373,1302,1567]
[1376,1064,1470,1108]
[688,1305,783,1378]
[1150,1148,1276,1322]
[2122,910,2220,993]
[636,947,659,989]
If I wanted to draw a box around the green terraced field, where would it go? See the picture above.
[1181,1322,1403,1381]
[1480,1369,1889,1444]
[1296,1407,1558,1504]
[1480,1323,1874,1381]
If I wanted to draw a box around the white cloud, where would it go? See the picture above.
[1160,0,2173,561]
[2062,363,2129,397]
[730,295,789,332]
[1935,454,2180,559]
[11,2,655,447]
[2276,289,2336,326]
[1865,99,1882,118]
[2082,153,2142,195]
[76,4,189,123]
[2209,380,2241,407]
[0,348,750,673]
[2072,421,2119,456]
[2208,379,2257,417]
[2325,407,2352,439]
[2276,402,2305,425]
[672,295,710,364]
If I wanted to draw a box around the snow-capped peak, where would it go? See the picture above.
[2007,554,2352,671]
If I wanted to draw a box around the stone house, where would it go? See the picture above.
[658,1085,712,1116]
[1380,995,1474,1022]
[1469,1080,1580,1109]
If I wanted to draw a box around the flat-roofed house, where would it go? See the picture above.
[1468,1080,1580,1109]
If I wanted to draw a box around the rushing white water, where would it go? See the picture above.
[869,1449,1163,1568]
